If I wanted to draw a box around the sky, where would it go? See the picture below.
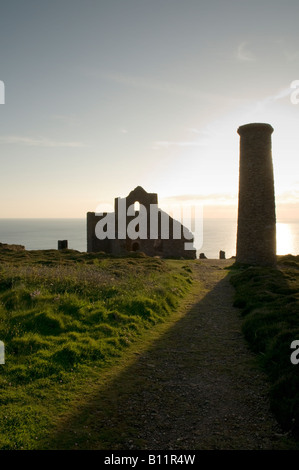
[0,0,298,219]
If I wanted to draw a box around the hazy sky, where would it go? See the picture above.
[0,0,298,218]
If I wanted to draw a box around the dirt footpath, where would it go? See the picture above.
[49,260,296,450]
[111,260,291,450]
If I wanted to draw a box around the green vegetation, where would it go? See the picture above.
[0,247,194,449]
[230,255,299,437]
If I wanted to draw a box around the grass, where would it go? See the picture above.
[230,254,299,437]
[0,247,194,449]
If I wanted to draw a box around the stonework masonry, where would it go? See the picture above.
[236,123,276,266]
[86,123,277,262]
[87,186,196,259]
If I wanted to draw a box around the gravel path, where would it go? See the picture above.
[112,260,285,450]
[49,260,294,450]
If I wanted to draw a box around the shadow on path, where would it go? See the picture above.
[43,261,289,450]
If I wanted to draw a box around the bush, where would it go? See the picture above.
[231,256,299,437]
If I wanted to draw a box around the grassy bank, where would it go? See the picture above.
[0,247,194,449]
[230,255,299,438]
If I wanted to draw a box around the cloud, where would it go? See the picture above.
[0,135,85,148]
[276,189,299,204]
[236,42,256,62]
[278,40,299,62]
[84,68,241,106]
[160,193,238,205]
[272,87,294,101]
[51,114,80,126]
[187,128,201,134]
[100,71,203,99]
[253,86,294,113]
[152,125,219,150]
[152,140,206,150]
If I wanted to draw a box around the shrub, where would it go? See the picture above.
[231,256,299,437]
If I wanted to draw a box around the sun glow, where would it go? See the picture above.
[276,223,295,255]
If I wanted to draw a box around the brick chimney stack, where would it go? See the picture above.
[236,123,276,266]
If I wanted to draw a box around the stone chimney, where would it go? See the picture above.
[236,123,276,266]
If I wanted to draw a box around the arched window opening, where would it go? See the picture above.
[134,201,140,213]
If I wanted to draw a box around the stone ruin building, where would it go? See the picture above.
[85,122,277,264]
[236,123,276,266]
[87,186,196,259]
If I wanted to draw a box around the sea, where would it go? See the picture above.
[0,218,298,259]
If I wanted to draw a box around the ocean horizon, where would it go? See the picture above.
[0,218,298,259]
